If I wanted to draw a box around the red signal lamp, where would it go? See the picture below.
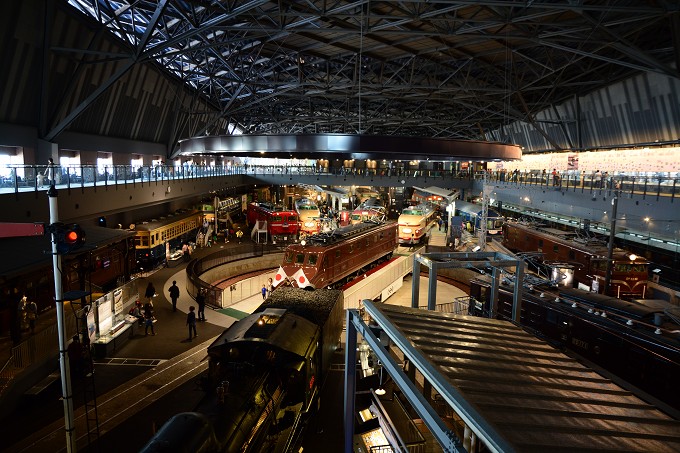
[50,223,86,255]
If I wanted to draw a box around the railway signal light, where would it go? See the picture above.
[51,223,86,255]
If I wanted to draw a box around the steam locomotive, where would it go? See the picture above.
[468,277,680,413]
[276,220,397,289]
[140,287,344,453]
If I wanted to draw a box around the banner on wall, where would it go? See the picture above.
[567,154,579,169]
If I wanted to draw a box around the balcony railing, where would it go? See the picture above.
[0,164,245,193]
[482,170,680,200]
[1,164,678,200]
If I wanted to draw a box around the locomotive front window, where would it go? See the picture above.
[614,263,648,273]
[351,214,361,221]
[295,254,305,264]
[308,254,318,265]
[289,215,297,222]
[591,260,607,271]
[273,216,282,222]
[285,252,294,263]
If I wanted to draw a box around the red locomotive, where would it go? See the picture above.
[274,221,397,289]
[246,202,300,242]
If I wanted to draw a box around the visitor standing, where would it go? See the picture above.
[186,306,197,340]
[168,281,180,312]
[26,298,38,334]
[196,289,206,321]
[44,158,56,186]
[67,335,85,379]
[144,282,156,305]
[144,302,155,335]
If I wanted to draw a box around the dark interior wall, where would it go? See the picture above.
[0,0,219,157]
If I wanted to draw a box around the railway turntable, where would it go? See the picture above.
[345,301,680,452]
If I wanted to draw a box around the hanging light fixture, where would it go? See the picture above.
[375,360,386,396]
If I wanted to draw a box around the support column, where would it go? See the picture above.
[411,259,421,308]
[343,309,358,453]
[37,139,58,164]
[489,267,501,318]
[427,265,438,311]
[604,197,618,294]
[48,187,76,453]
[512,261,524,323]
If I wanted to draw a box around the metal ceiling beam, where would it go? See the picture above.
[45,58,136,142]
[61,0,676,145]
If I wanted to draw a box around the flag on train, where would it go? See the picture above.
[291,268,313,289]
[272,266,288,287]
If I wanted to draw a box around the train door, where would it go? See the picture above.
[320,253,330,284]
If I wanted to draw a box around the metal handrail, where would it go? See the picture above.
[2,163,678,198]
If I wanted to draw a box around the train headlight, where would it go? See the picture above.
[629,254,637,261]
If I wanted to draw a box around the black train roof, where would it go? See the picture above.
[257,287,342,327]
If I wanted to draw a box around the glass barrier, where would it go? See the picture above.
[2,163,678,198]
[481,170,679,198]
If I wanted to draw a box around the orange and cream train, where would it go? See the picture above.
[295,198,321,237]
[397,203,437,244]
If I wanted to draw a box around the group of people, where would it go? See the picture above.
[132,280,208,341]
[185,287,207,340]
[128,282,159,335]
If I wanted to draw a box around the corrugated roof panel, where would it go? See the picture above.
[372,303,680,452]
